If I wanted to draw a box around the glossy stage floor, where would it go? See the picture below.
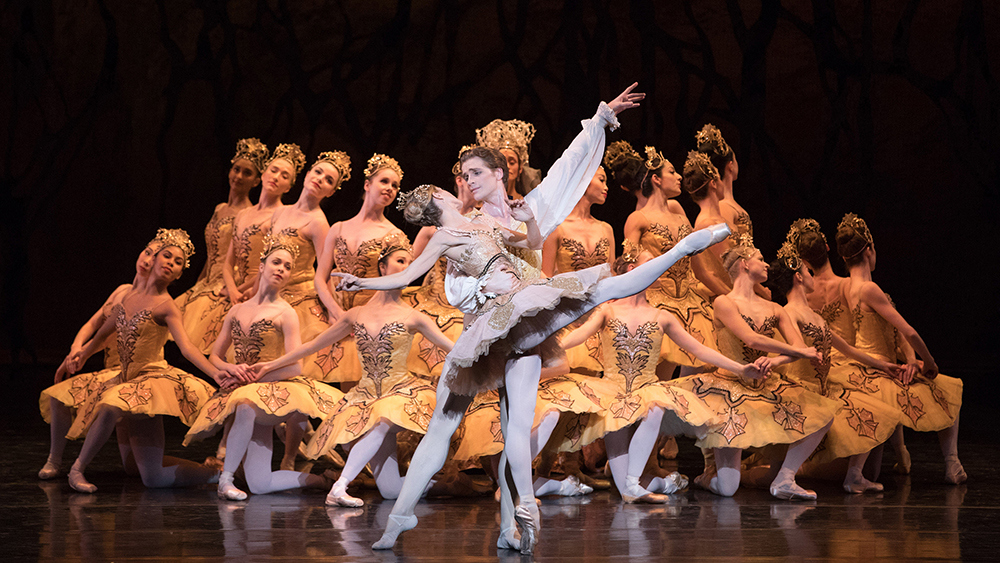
[2,371,996,561]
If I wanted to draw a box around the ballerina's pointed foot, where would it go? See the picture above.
[622,476,669,504]
[555,475,593,497]
[514,503,540,554]
[945,456,967,485]
[217,472,247,501]
[707,223,733,245]
[650,471,689,494]
[497,526,521,550]
[68,467,97,494]
[677,224,731,257]
[372,514,418,550]
[38,459,61,480]
[326,480,364,507]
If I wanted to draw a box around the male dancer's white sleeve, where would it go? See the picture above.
[444,102,620,314]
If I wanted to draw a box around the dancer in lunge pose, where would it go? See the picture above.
[184,233,343,500]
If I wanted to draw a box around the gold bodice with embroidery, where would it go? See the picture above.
[271,226,317,286]
[233,218,269,285]
[853,305,900,363]
[639,222,700,297]
[114,305,170,381]
[784,320,833,395]
[231,317,285,365]
[352,322,414,398]
[600,319,662,394]
[332,235,387,280]
[203,209,236,283]
[554,237,610,274]
[716,315,779,364]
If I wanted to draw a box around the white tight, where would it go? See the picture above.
[224,403,324,494]
[339,419,405,499]
[72,405,216,488]
[603,406,666,492]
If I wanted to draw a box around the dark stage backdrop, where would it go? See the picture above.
[2,1,998,381]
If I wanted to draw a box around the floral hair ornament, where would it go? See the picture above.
[452,144,479,176]
[364,153,404,182]
[644,146,666,171]
[313,151,352,190]
[153,228,196,269]
[232,138,270,173]
[603,140,641,179]
[260,230,301,263]
[475,119,536,168]
[776,240,803,271]
[683,150,720,194]
[695,123,733,160]
[378,232,413,262]
[786,218,826,249]
[267,143,307,179]
[837,213,874,258]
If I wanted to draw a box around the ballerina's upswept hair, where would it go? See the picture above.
[720,231,757,277]
[396,184,442,227]
[836,213,874,267]
[682,151,720,202]
[696,124,735,179]
[787,218,829,269]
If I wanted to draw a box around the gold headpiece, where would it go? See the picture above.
[377,232,413,262]
[603,140,641,177]
[396,183,437,221]
[364,153,404,181]
[452,144,479,176]
[644,146,666,171]
[621,239,641,264]
[786,218,825,249]
[683,150,720,193]
[776,240,802,271]
[153,228,196,269]
[695,123,732,159]
[232,138,269,173]
[313,151,352,190]
[475,119,536,167]
[260,231,300,263]
[267,143,307,177]
[837,213,873,258]
[724,230,757,263]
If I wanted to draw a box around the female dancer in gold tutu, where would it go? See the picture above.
[836,213,965,484]
[39,237,163,480]
[221,143,305,304]
[176,138,269,351]
[316,154,408,320]
[696,124,753,242]
[62,229,227,493]
[255,241,453,506]
[669,231,837,500]
[185,234,343,500]
[766,238,903,493]
[616,144,730,376]
[558,251,766,503]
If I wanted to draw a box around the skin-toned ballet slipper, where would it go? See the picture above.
[843,470,883,494]
[514,503,540,554]
[326,479,363,507]
[893,445,911,475]
[38,459,61,480]
[371,514,418,550]
[217,472,247,501]
[68,467,97,494]
[769,480,817,501]
[203,456,224,471]
[659,436,679,460]
[944,456,967,485]
[496,526,520,550]
[622,476,669,504]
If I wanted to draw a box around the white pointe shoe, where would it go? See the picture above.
[554,475,593,497]
[770,479,817,501]
[496,526,520,550]
[514,503,540,554]
[651,471,689,494]
[326,480,363,507]
[843,472,884,494]
[676,223,732,257]
[372,514,418,550]
[944,456,967,485]
[217,472,247,501]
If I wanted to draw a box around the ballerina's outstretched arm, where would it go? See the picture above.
[333,231,458,292]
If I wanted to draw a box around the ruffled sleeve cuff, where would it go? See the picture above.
[582,101,620,132]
